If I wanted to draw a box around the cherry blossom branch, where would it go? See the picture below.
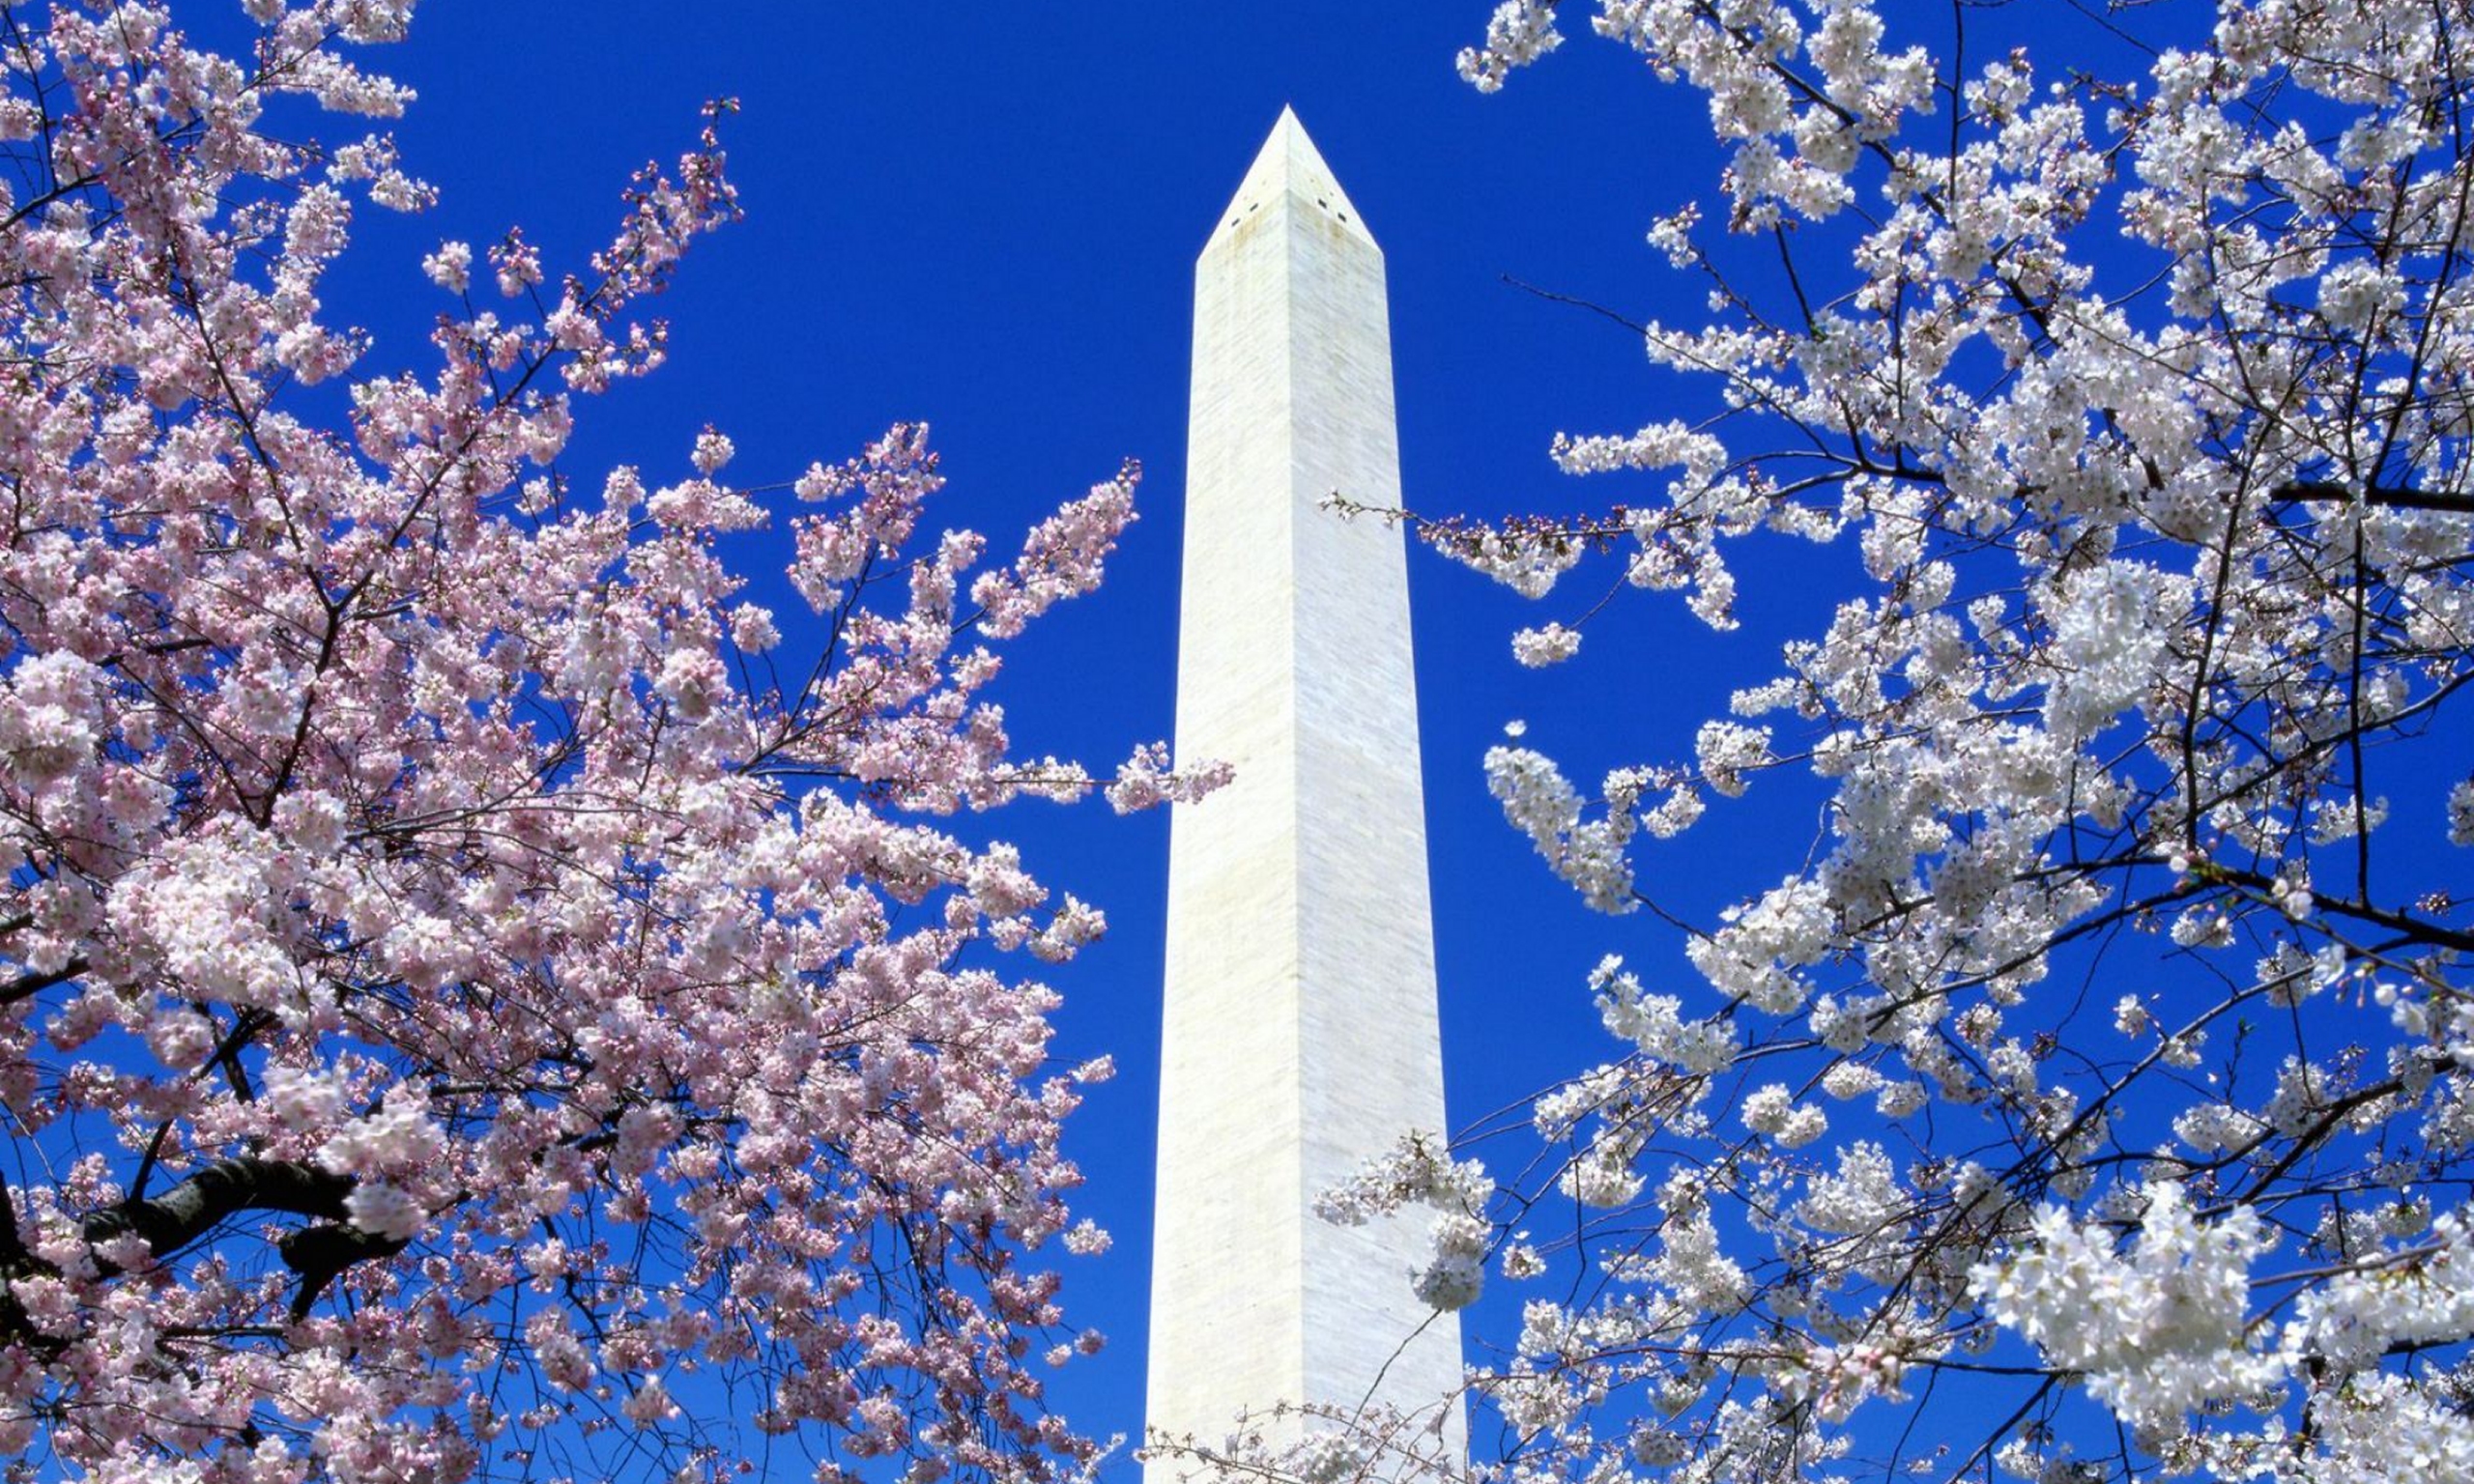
[80,1157,360,1267]
[0,956,87,1007]
[2268,480,2474,515]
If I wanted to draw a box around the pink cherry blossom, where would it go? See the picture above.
[0,10,1217,1484]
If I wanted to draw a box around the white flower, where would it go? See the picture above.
[1694,721,1772,797]
[317,1096,445,1177]
[2038,560,2192,744]
[274,789,350,857]
[1415,1248,1484,1311]
[421,240,471,292]
[0,650,101,785]
[1561,1146,1644,1209]
[1511,622,1582,667]
[145,1006,215,1070]
[1457,0,1564,93]
[1415,1212,1491,1311]
[1875,1080,1926,1119]
[728,603,781,654]
[621,1373,679,1427]
[1741,1084,1823,1144]
[2317,258,2405,332]
[1971,1183,2279,1426]
[343,1181,425,1242]
[263,1064,344,1131]
[1485,745,1635,912]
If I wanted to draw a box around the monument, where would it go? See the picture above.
[1145,109,1464,1477]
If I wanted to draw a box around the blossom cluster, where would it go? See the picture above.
[0,9,1212,1484]
[1262,3,2474,1482]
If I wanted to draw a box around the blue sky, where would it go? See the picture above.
[323,2,1852,1464]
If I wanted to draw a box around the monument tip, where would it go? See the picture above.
[1205,105,1376,249]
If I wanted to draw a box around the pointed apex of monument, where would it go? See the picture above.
[1206,106,1377,250]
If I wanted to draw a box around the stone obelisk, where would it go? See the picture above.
[1146,109,1463,1478]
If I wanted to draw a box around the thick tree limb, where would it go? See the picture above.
[2267,481,2474,515]
[81,1156,356,1266]
[277,1223,409,1321]
[1,1159,410,1349]
[0,1168,25,1269]
[79,1156,406,1316]
[0,956,87,1007]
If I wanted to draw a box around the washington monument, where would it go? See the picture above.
[1145,109,1464,1478]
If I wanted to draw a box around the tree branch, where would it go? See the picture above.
[277,1223,409,1322]
[81,1156,355,1267]
[0,956,87,1007]
[2271,481,2474,515]
[0,1160,411,1351]
[80,1157,406,1314]
[0,1168,24,1270]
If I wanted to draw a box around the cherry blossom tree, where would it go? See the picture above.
[0,6,1210,1483]
[1307,3,2474,1482]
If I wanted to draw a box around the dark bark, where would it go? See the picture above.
[2269,481,2474,515]
[55,1156,406,1323]
[0,956,87,1007]
[277,1223,409,1321]
[2,1158,412,1351]
[81,1156,355,1265]
[0,1168,24,1269]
